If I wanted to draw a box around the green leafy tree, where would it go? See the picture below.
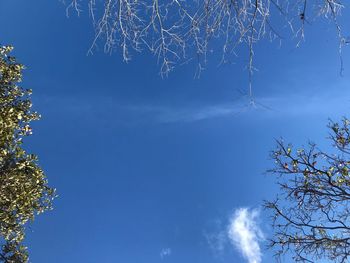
[266,118,350,262]
[0,45,55,262]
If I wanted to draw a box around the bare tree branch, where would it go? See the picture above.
[64,0,346,77]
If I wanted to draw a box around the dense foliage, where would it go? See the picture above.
[266,118,350,262]
[0,46,55,262]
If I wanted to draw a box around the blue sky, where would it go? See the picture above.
[1,1,350,263]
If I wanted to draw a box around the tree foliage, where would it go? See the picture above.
[66,0,347,77]
[0,46,55,262]
[266,118,350,262]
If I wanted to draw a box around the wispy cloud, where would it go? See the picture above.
[160,248,171,259]
[138,93,350,122]
[228,208,264,263]
[204,222,227,256]
[37,88,350,124]
[204,230,227,254]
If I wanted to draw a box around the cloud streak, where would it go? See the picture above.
[38,88,350,124]
[228,208,264,263]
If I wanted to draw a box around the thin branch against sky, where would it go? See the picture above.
[63,0,347,103]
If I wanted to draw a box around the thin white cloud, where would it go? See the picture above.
[160,248,171,259]
[228,208,264,263]
[38,87,350,124]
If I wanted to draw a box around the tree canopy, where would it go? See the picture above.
[0,46,55,262]
[66,0,348,77]
[266,118,350,262]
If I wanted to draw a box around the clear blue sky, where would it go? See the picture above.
[1,1,350,263]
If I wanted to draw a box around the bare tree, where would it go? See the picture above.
[265,118,350,262]
[64,0,347,83]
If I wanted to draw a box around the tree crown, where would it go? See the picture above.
[0,45,55,262]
